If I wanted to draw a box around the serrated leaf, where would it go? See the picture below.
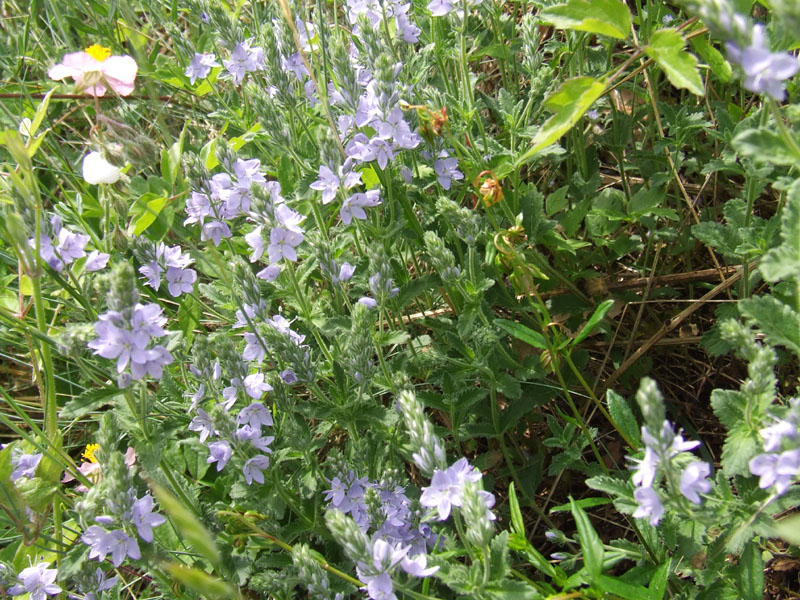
[735,127,800,167]
[760,178,800,282]
[645,29,705,96]
[585,474,631,498]
[495,319,547,349]
[739,295,800,355]
[539,0,631,39]
[150,482,221,568]
[606,389,641,447]
[517,77,606,165]
[710,389,746,430]
[570,497,604,582]
[61,388,121,420]
[721,426,760,477]
[571,299,615,346]
[736,542,764,600]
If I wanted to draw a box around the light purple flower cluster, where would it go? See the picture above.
[186,156,268,246]
[29,215,108,273]
[356,539,438,600]
[427,0,482,18]
[344,0,420,44]
[629,420,712,526]
[138,242,197,297]
[725,24,799,101]
[223,39,264,86]
[749,399,800,495]
[8,562,61,600]
[81,490,166,567]
[419,457,495,521]
[325,471,435,555]
[189,396,275,485]
[433,150,464,190]
[75,568,118,600]
[185,51,220,84]
[87,302,173,382]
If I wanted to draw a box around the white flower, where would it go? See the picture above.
[82,151,121,184]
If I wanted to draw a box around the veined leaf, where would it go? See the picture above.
[517,77,606,165]
[495,318,548,350]
[539,0,631,40]
[571,299,615,346]
[645,29,705,96]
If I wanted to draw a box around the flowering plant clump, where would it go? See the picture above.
[3,0,800,598]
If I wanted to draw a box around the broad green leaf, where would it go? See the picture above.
[736,542,764,600]
[517,77,606,165]
[163,562,235,598]
[539,0,631,39]
[571,299,615,346]
[161,125,186,186]
[150,482,221,568]
[596,574,653,600]
[570,497,604,582]
[606,389,641,447]
[645,29,705,96]
[690,35,732,83]
[721,426,760,477]
[733,128,800,167]
[760,178,800,281]
[495,318,548,350]
[739,295,800,355]
[648,560,670,599]
[775,513,800,546]
[127,192,169,236]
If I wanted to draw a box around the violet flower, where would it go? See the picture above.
[185,52,220,84]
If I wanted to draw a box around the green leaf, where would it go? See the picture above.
[494,319,548,350]
[596,574,653,600]
[539,0,631,39]
[127,192,169,236]
[739,295,800,355]
[571,299,615,346]
[733,128,800,167]
[570,497,604,582]
[710,389,746,430]
[508,482,525,536]
[645,29,705,96]
[690,35,731,83]
[774,513,800,546]
[150,482,221,568]
[648,560,670,599]
[721,426,760,477]
[517,77,606,165]
[61,388,121,420]
[735,542,764,600]
[760,178,800,282]
[29,89,55,138]
[550,497,613,513]
[163,562,235,598]
[606,390,641,447]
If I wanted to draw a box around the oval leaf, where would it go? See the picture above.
[495,318,548,350]
[539,0,631,40]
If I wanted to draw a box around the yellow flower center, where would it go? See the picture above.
[85,44,111,62]
[82,443,100,464]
